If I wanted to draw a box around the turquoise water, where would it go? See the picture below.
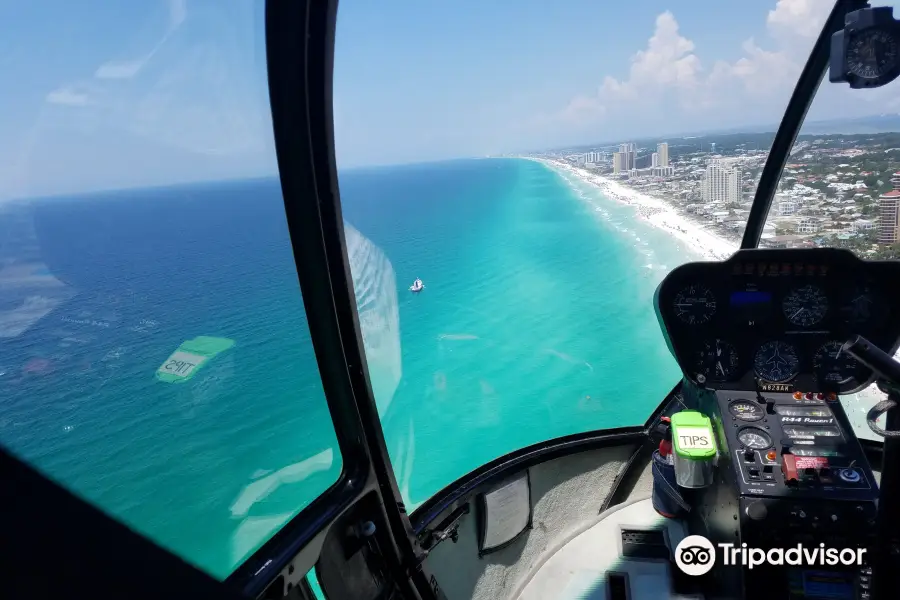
[0,158,702,579]
[357,159,700,507]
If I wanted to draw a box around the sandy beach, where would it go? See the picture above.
[530,157,890,435]
[531,158,738,262]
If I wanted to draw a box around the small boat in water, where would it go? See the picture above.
[409,278,424,292]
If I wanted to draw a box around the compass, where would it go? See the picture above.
[830,7,900,89]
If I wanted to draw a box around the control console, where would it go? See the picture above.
[683,384,878,599]
[718,390,876,499]
[653,249,891,599]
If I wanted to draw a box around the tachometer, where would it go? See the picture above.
[673,285,716,325]
[694,339,739,382]
[814,341,858,384]
[754,341,799,383]
[728,400,764,422]
[738,427,772,450]
[782,284,828,327]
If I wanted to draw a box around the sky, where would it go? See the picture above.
[2,0,900,198]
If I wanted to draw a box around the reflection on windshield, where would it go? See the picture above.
[0,180,343,578]
[346,223,402,416]
[0,202,75,340]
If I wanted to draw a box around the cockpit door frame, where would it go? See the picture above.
[741,0,868,249]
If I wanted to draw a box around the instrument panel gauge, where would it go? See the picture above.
[782,284,828,327]
[738,427,772,450]
[814,340,858,384]
[840,285,884,325]
[694,339,739,382]
[847,29,899,80]
[754,341,799,383]
[673,285,716,325]
[728,400,764,422]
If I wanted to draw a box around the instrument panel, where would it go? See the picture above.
[654,248,900,393]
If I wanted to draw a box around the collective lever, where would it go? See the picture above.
[842,335,900,389]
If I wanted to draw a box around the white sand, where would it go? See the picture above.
[530,158,738,261]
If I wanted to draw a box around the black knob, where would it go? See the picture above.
[744,449,755,462]
[746,501,768,521]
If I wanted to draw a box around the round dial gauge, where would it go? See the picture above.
[840,285,884,325]
[728,400,764,422]
[754,341,800,383]
[694,339,740,382]
[848,29,899,80]
[738,427,772,450]
[782,284,828,327]
[673,285,716,325]
[814,340,858,384]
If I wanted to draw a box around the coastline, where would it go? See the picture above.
[527,157,889,436]
[528,157,739,262]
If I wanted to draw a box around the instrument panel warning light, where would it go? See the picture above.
[793,391,803,400]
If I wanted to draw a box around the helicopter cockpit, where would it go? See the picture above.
[6,1,900,600]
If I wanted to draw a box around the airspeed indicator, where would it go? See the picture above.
[783,284,828,327]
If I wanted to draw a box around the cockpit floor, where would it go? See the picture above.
[515,497,702,600]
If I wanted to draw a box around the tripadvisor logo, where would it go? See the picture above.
[674,535,867,576]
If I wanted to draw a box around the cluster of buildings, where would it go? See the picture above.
[556,135,900,254]
[609,142,674,177]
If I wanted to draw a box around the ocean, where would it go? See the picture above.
[0,158,701,579]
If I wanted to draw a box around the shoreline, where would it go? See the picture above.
[528,157,739,262]
[526,157,890,429]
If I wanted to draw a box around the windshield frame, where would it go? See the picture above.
[222,0,426,596]
[741,0,869,249]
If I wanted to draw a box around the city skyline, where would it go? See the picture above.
[538,129,900,255]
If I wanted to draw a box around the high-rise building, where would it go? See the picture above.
[613,152,625,174]
[619,143,636,171]
[877,172,900,244]
[651,153,659,168]
[701,159,742,206]
[657,142,669,167]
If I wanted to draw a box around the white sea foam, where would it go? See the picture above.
[530,157,738,262]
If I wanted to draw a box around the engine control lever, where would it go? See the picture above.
[842,335,900,437]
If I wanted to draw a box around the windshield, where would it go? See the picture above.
[0,0,342,579]
[333,0,850,509]
[0,0,896,584]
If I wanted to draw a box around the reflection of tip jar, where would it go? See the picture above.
[155,336,236,384]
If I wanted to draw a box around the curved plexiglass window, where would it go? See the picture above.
[0,1,340,579]
[333,0,824,509]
